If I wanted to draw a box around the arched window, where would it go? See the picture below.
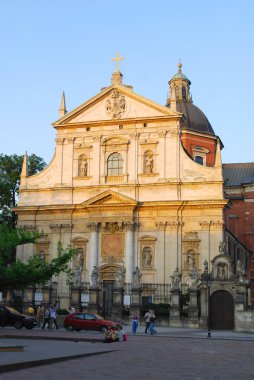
[194,155,204,165]
[107,153,123,175]
[182,87,186,100]
[175,86,180,99]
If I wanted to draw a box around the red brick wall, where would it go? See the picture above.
[181,133,217,166]
[224,188,254,306]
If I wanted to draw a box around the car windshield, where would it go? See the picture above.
[93,313,103,320]
[5,306,22,315]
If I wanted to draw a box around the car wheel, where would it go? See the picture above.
[100,326,108,333]
[66,325,73,331]
[25,325,33,329]
[75,328,80,331]
[14,320,23,329]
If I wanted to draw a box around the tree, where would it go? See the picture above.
[0,225,75,292]
[0,153,46,227]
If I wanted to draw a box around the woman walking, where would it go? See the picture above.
[131,312,140,334]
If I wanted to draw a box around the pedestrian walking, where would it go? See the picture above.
[49,304,59,330]
[131,312,139,334]
[36,303,44,327]
[144,310,152,334]
[41,306,50,329]
[149,310,157,335]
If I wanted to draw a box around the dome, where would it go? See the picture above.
[176,100,215,135]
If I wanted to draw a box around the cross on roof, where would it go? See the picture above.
[112,52,124,72]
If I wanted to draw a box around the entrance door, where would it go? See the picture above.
[210,290,234,330]
[103,281,113,318]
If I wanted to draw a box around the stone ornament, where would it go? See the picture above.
[106,89,125,119]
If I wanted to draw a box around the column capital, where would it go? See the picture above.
[123,221,137,231]
[87,222,99,232]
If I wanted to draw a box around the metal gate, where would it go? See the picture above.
[210,290,234,330]
[103,281,113,318]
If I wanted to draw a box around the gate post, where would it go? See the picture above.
[169,290,181,327]
[112,286,123,319]
[88,286,99,314]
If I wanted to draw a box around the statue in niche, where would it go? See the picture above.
[171,267,182,290]
[132,267,142,288]
[78,155,88,177]
[217,263,226,279]
[186,251,195,271]
[91,266,99,287]
[38,251,45,260]
[73,267,82,287]
[73,248,84,287]
[142,246,152,268]
[115,267,123,287]
[145,152,154,174]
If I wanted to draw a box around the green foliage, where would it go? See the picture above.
[0,226,75,291]
[56,308,69,315]
[0,153,46,227]
[141,303,170,317]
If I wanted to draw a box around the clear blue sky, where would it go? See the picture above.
[1,0,253,164]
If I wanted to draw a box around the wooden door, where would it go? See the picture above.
[210,290,234,330]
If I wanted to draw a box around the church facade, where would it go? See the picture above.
[16,62,247,323]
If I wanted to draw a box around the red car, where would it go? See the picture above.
[63,312,117,332]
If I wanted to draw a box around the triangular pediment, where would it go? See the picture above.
[80,190,137,207]
[52,84,181,127]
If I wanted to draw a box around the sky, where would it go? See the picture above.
[0,0,253,164]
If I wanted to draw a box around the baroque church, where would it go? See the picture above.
[15,58,251,328]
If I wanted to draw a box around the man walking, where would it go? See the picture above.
[144,310,152,334]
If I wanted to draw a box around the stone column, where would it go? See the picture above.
[87,223,99,283]
[123,222,134,284]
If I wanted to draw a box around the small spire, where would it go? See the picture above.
[21,151,28,178]
[59,91,67,118]
[178,63,182,73]
[215,138,222,168]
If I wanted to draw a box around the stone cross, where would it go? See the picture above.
[112,52,124,72]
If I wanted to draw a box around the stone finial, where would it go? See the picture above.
[59,91,67,118]
[21,151,28,178]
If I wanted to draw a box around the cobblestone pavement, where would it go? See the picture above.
[1,328,254,379]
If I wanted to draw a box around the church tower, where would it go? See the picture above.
[167,63,220,167]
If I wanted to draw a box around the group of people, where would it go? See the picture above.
[38,304,59,330]
[131,309,157,335]
[103,325,127,343]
